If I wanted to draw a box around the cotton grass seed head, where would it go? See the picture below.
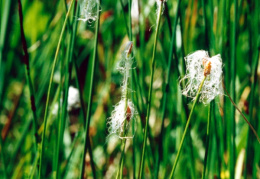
[180,50,223,104]
[78,0,99,22]
[156,0,166,16]
[107,99,137,138]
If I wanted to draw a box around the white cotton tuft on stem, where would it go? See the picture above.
[180,50,223,104]
[107,41,137,139]
[107,99,137,138]
[156,0,166,17]
[78,0,99,22]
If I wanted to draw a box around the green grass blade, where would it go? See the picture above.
[202,101,213,179]
[39,0,75,177]
[138,1,163,178]
[227,0,238,178]
[0,135,7,179]
[80,1,100,178]
[169,76,206,179]
[156,0,181,178]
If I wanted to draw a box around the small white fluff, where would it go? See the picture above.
[51,86,80,115]
[180,50,223,104]
[67,86,80,111]
[107,99,137,138]
[78,0,99,22]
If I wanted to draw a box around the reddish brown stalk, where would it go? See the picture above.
[223,83,260,143]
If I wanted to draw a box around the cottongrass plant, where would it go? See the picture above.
[170,50,260,178]
[170,50,223,178]
[106,41,137,178]
[107,41,137,139]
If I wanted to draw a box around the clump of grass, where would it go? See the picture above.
[39,0,76,177]
[1,0,260,178]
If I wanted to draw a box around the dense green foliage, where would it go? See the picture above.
[0,0,259,178]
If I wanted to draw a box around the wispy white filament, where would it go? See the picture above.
[107,99,137,138]
[180,50,223,104]
[156,0,166,17]
[107,41,137,139]
[78,0,99,22]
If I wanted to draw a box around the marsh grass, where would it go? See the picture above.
[0,0,260,178]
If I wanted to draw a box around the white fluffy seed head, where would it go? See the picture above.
[107,99,137,138]
[156,0,166,17]
[180,50,223,104]
[78,0,99,22]
[107,41,137,140]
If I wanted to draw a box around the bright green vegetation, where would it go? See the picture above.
[0,0,259,178]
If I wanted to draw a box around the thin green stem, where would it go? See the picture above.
[127,0,135,178]
[116,86,129,179]
[229,0,237,177]
[80,1,100,178]
[39,0,75,177]
[202,101,212,179]
[169,76,207,179]
[156,0,181,177]
[54,1,78,178]
[0,135,7,179]
[30,151,39,179]
[223,84,260,143]
[0,0,11,111]
[73,54,96,178]
[178,8,197,179]
[117,1,133,178]
[128,0,132,40]
[116,42,133,179]
[252,38,260,179]
[116,138,127,179]
[244,4,260,178]
[119,0,130,37]
[138,1,163,178]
